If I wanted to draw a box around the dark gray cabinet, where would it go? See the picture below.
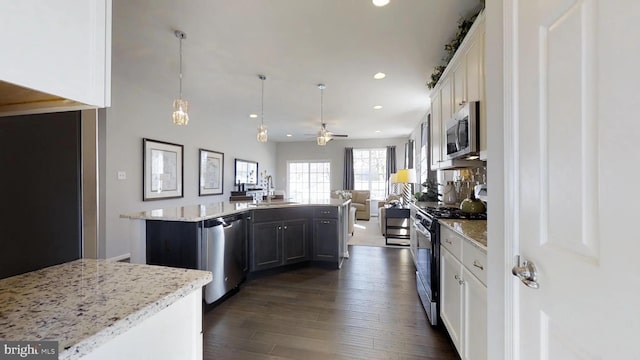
[282,220,308,264]
[251,221,281,271]
[146,221,199,269]
[251,215,310,272]
[313,219,339,261]
[312,207,339,262]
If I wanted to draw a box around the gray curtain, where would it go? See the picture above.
[386,145,397,181]
[343,147,354,190]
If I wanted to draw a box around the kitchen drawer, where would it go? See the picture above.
[314,207,338,219]
[462,240,487,286]
[440,226,463,260]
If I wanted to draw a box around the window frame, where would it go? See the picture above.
[286,160,332,203]
[352,148,387,200]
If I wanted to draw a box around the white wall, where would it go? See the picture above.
[275,138,408,198]
[104,10,277,259]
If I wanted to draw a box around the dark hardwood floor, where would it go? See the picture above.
[203,245,458,359]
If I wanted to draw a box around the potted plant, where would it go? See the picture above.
[415,179,441,202]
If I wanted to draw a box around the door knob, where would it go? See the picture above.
[512,255,540,289]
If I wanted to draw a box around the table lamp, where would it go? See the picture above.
[396,168,416,206]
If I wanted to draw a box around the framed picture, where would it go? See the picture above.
[199,149,224,196]
[234,158,258,186]
[143,138,184,201]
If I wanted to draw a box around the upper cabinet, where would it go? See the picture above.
[430,11,486,169]
[0,0,111,114]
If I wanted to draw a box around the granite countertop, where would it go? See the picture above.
[120,198,351,222]
[438,219,487,250]
[0,259,212,360]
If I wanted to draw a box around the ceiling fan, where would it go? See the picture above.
[312,84,348,146]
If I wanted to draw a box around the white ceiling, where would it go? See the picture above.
[113,0,482,142]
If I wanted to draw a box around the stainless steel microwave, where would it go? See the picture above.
[445,101,480,160]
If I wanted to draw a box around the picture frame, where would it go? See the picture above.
[199,149,224,196]
[143,138,184,201]
[234,158,258,186]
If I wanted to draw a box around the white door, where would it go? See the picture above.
[507,0,640,358]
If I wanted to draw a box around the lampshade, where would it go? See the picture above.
[396,168,416,184]
[172,30,189,126]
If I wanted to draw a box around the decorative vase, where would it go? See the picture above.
[443,181,457,204]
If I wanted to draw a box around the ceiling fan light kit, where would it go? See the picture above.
[317,84,328,146]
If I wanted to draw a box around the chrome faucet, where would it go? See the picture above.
[265,175,273,202]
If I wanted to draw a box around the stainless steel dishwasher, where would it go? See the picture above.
[200,215,245,304]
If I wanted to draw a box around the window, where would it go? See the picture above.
[287,161,331,203]
[353,148,387,200]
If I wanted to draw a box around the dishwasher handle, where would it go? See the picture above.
[203,218,224,228]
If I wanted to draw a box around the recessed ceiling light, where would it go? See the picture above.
[372,0,390,7]
[373,72,386,80]
[375,130,381,133]
[249,114,258,118]
[373,105,383,110]
[286,134,292,137]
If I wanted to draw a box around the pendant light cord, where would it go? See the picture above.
[261,77,264,126]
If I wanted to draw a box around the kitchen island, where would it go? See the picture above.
[0,259,211,360]
[121,199,351,270]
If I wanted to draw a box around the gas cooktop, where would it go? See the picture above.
[419,206,487,220]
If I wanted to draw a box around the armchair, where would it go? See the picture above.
[349,190,370,220]
[332,190,370,220]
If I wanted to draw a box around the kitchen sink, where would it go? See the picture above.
[248,201,298,207]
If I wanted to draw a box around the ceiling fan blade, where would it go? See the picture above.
[330,134,348,138]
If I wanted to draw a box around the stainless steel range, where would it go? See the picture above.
[409,203,486,325]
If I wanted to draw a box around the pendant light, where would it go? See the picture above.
[172,30,189,125]
[317,84,328,146]
[256,74,268,142]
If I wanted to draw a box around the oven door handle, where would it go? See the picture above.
[414,221,431,238]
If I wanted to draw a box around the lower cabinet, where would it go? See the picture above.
[440,239,487,360]
[462,266,487,360]
[146,221,199,269]
[440,248,463,351]
[313,218,339,262]
[251,219,309,272]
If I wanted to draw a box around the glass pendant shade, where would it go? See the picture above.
[257,123,268,142]
[172,30,189,125]
[172,98,189,125]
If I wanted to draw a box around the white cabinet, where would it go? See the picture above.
[440,247,464,352]
[430,91,442,170]
[0,0,111,109]
[84,289,203,360]
[440,227,487,360]
[429,11,486,167]
[452,58,467,113]
[462,267,487,360]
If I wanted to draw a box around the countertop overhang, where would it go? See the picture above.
[120,199,351,222]
[0,259,212,359]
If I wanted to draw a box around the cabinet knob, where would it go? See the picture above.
[278,226,282,230]
[445,239,453,245]
[284,226,288,230]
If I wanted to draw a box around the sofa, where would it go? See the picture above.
[332,190,370,220]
